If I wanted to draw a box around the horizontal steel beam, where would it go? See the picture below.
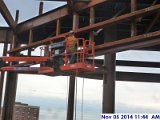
[81,72,160,83]
[0,1,17,31]
[76,4,160,34]
[92,59,160,68]
[16,69,160,83]
[96,30,160,55]
[17,6,68,33]
[17,0,108,33]
[0,27,13,43]
[8,4,160,54]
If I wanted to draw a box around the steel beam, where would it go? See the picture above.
[81,72,160,83]
[39,2,44,15]
[95,30,160,55]
[145,11,160,33]
[56,19,61,35]
[93,59,160,68]
[76,4,160,34]
[66,11,79,120]
[17,0,108,33]
[8,4,160,54]
[0,1,17,31]
[102,27,116,113]
[131,0,137,36]
[0,43,8,118]
[0,27,13,43]
[67,75,75,120]
[67,0,74,14]
[89,7,95,41]
[2,72,18,120]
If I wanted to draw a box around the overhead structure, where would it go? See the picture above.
[0,0,160,120]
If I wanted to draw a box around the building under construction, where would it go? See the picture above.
[0,0,160,120]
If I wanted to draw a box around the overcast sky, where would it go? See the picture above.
[0,0,160,120]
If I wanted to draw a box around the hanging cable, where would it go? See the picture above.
[81,77,85,120]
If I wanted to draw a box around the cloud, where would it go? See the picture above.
[116,102,160,113]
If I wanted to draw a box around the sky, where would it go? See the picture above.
[0,1,160,120]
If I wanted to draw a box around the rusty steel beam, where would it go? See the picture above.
[0,27,13,43]
[145,11,160,33]
[80,72,160,83]
[131,0,137,36]
[95,30,160,55]
[0,43,8,117]
[56,19,61,35]
[39,2,44,15]
[67,75,75,120]
[17,6,68,33]
[76,4,160,34]
[8,4,160,54]
[0,1,17,31]
[17,0,108,33]
[2,72,18,120]
[93,59,160,68]
[67,0,74,14]
[102,27,116,113]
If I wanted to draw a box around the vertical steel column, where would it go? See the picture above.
[72,12,79,31]
[131,0,137,36]
[89,7,95,41]
[28,29,33,56]
[0,43,8,117]
[67,12,79,120]
[2,72,18,120]
[11,10,19,49]
[102,26,116,113]
[2,10,19,120]
[67,75,76,120]
[39,2,43,15]
[56,19,61,36]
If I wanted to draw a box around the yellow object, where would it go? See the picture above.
[65,36,77,53]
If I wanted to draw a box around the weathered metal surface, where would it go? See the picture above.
[67,0,74,14]
[131,0,137,36]
[0,27,13,43]
[39,2,44,15]
[8,4,160,54]
[76,4,160,34]
[145,11,160,33]
[95,30,160,55]
[80,72,160,83]
[102,27,116,113]
[67,75,75,120]
[2,72,18,120]
[0,1,17,31]
[0,43,8,118]
[93,59,160,68]
[17,0,109,33]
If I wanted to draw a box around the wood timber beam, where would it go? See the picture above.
[0,1,17,31]
[8,4,160,54]
[17,0,108,33]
